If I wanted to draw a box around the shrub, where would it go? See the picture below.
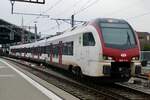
[143,44,150,51]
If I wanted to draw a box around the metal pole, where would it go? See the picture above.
[35,23,37,41]
[10,1,15,14]
[71,15,74,27]
[21,16,25,43]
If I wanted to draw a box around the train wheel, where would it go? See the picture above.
[72,66,83,78]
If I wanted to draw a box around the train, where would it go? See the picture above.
[9,18,141,81]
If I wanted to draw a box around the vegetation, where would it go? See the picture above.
[143,44,150,51]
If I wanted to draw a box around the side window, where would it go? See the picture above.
[45,45,50,54]
[62,41,73,56]
[53,45,59,58]
[63,43,68,55]
[83,32,95,46]
[67,42,73,55]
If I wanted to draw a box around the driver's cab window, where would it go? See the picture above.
[83,32,95,46]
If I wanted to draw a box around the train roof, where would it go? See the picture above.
[95,18,127,23]
[10,18,128,49]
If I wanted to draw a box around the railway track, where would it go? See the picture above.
[135,74,149,80]
[114,74,150,96]
[3,57,150,100]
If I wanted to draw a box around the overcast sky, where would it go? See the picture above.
[1,0,150,37]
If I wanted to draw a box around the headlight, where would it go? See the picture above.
[103,55,113,60]
[132,56,139,60]
[108,57,112,60]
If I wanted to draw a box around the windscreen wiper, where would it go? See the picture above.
[126,31,131,47]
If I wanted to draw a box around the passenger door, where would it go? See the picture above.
[50,44,53,63]
[58,41,63,64]
[81,32,96,73]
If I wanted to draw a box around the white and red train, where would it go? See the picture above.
[10,18,141,81]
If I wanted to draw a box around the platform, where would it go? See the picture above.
[0,58,69,100]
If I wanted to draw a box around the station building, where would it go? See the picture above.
[0,18,39,53]
[136,32,150,51]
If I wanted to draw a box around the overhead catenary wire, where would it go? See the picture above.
[104,0,142,16]
[51,0,99,28]
[41,0,63,15]
[27,0,100,34]
[40,21,64,33]
[53,0,83,17]
[75,0,92,13]
[126,11,150,20]
[40,0,99,35]
[74,0,100,15]
[39,0,89,34]
[61,0,91,16]
[27,0,81,32]
[25,0,63,25]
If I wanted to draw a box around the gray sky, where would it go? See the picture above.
[1,0,150,37]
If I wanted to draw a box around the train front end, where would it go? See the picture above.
[97,18,141,80]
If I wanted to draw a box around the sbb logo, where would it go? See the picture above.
[121,53,126,57]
